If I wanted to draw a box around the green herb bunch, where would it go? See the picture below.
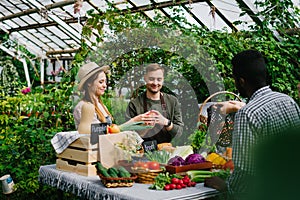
[189,124,215,153]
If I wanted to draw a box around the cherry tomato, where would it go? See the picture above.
[181,183,187,188]
[147,161,160,170]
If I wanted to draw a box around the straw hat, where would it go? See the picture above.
[78,62,110,91]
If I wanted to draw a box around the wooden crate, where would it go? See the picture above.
[56,136,99,176]
[165,161,212,174]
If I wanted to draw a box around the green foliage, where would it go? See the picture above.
[0,35,41,91]
[0,84,75,200]
[188,124,216,153]
[0,1,299,199]
[0,56,24,95]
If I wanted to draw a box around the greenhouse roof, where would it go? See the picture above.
[0,0,299,60]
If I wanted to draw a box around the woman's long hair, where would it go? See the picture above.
[81,71,113,122]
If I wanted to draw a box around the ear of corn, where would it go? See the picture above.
[206,152,227,165]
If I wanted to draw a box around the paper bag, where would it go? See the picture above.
[98,131,143,168]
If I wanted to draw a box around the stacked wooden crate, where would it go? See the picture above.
[56,136,98,176]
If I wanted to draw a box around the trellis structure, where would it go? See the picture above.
[2,0,293,59]
[0,0,299,85]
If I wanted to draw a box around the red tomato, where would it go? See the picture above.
[134,161,148,169]
[141,162,149,169]
[147,161,160,170]
[107,126,111,134]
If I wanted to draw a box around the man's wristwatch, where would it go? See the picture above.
[164,119,172,127]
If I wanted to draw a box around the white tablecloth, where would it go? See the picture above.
[38,164,219,200]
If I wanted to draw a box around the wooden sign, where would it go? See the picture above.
[142,140,157,152]
[90,123,107,145]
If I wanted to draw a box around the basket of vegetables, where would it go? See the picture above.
[96,162,137,188]
[134,169,163,184]
[131,161,164,184]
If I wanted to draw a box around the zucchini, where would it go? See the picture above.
[108,167,119,178]
[99,168,110,178]
[118,166,131,178]
[96,162,107,171]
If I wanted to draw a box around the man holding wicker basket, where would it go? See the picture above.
[204,49,300,200]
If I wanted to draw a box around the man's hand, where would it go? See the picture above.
[213,100,246,114]
[147,110,168,126]
[204,176,227,192]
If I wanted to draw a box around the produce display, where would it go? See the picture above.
[107,124,120,134]
[144,149,171,164]
[186,169,230,183]
[222,159,234,170]
[96,162,137,188]
[206,152,227,166]
[96,162,132,178]
[168,153,206,166]
[133,161,161,171]
[107,121,154,134]
[149,173,196,190]
[104,133,233,189]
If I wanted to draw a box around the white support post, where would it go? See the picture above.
[21,58,31,88]
[40,58,44,85]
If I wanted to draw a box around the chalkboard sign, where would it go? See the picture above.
[142,140,157,152]
[90,123,107,145]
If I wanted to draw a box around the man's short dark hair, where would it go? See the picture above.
[232,49,267,86]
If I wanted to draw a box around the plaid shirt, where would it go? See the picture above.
[227,86,300,198]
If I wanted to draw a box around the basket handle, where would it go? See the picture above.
[199,91,242,119]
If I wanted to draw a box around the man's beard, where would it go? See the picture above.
[147,84,161,94]
[148,88,159,94]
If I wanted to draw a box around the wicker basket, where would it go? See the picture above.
[198,91,242,147]
[131,168,163,184]
[199,91,242,123]
[98,173,138,188]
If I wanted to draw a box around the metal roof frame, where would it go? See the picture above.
[0,0,298,60]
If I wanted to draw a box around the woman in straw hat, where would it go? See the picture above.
[73,62,113,134]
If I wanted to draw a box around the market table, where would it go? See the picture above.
[38,164,219,200]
